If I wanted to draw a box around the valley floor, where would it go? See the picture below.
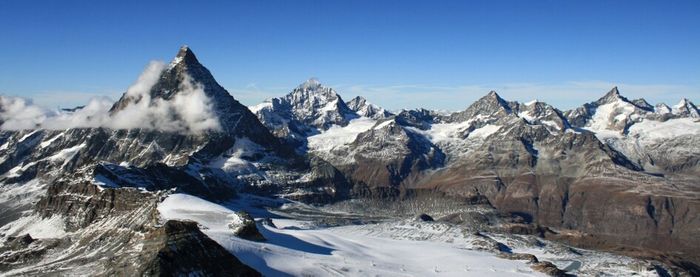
[158,194,660,277]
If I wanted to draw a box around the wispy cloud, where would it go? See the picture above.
[29,90,122,109]
[1,61,222,133]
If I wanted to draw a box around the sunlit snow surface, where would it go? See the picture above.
[307,118,377,153]
[627,117,700,141]
[0,214,67,239]
[158,193,542,276]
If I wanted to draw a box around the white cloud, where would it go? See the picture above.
[108,63,221,132]
[0,96,49,130]
[0,61,221,133]
[41,97,113,129]
[125,61,166,98]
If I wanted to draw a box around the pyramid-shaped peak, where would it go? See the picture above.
[477,90,508,105]
[596,86,626,104]
[288,78,341,102]
[672,98,700,118]
[604,86,621,98]
[486,90,501,98]
[655,103,672,114]
[348,95,367,104]
[631,98,654,111]
[170,45,200,67]
[676,98,691,107]
[176,45,193,57]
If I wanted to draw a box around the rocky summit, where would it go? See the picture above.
[1,47,699,276]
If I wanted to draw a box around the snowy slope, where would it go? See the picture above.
[157,193,543,277]
[561,87,700,173]
[307,117,377,153]
[157,193,667,276]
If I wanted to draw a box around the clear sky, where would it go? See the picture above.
[0,0,698,111]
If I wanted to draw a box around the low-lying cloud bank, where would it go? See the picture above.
[0,61,221,133]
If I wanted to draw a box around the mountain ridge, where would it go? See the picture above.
[1,46,699,275]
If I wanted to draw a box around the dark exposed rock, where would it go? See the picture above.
[0,235,63,273]
[415,213,434,222]
[262,217,276,228]
[2,46,700,275]
[503,223,553,238]
[470,233,511,254]
[94,162,238,201]
[3,178,258,276]
[346,96,392,119]
[446,91,513,123]
[497,252,539,264]
[138,220,260,277]
[251,78,359,148]
[35,180,160,230]
[5,234,35,248]
[231,211,265,242]
[337,119,445,192]
[530,261,567,277]
[60,105,85,112]
[395,108,444,130]
[110,46,279,150]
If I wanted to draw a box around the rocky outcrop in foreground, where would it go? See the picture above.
[138,220,260,277]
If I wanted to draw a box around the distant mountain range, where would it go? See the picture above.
[1,46,698,275]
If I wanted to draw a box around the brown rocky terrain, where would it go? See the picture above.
[1,46,698,275]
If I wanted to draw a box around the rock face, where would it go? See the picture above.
[530,261,567,277]
[231,211,265,241]
[565,87,700,175]
[0,47,342,275]
[672,98,700,118]
[250,78,359,148]
[251,84,700,269]
[0,173,261,276]
[415,213,434,222]
[564,86,652,131]
[341,119,446,195]
[1,46,699,274]
[110,46,278,148]
[346,96,392,119]
[446,90,515,122]
[138,220,260,277]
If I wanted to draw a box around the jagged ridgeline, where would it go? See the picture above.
[0,46,348,275]
[0,46,699,275]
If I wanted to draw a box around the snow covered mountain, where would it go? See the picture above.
[0,47,352,275]
[671,98,700,118]
[250,78,358,131]
[565,87,700,175]
[252,85,700,274]
[250,79,395,150]
[345,96,393,119]
[1,46,699,275]
[110,45,278,144]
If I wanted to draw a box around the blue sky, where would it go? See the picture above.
[0,0,698,111]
